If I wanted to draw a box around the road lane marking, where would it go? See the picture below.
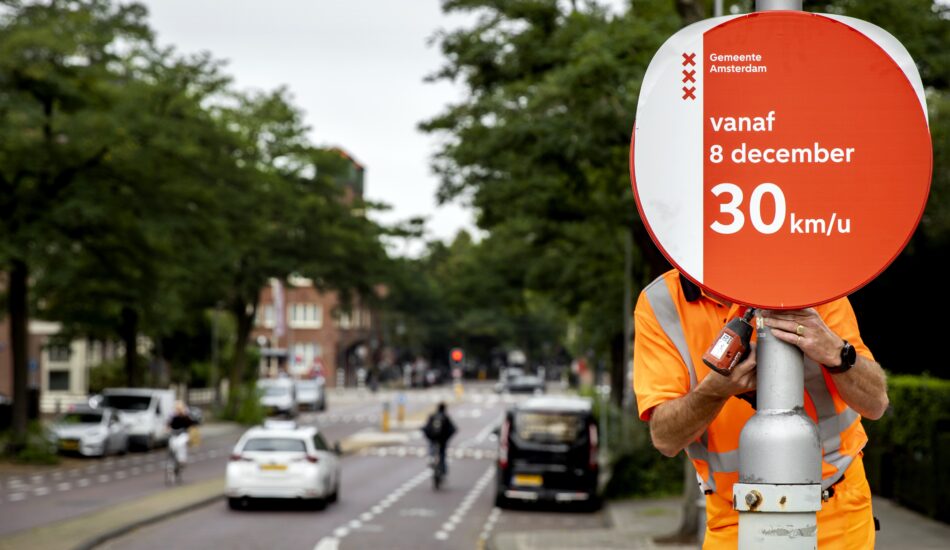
[56,482,72,491]
[479,507,503,546]
[77,478,91,487]
[434,466,494,541]
[314,469,430,549]
[8,492,26,502]
[97,474,110,483]
[33,487,50,496]
[313,537,339,550]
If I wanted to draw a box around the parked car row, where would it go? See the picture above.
[49,388,203,457]
[256,377,327,418]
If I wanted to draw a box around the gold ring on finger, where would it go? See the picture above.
[796,324,805,336]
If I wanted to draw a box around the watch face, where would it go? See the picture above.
[843,343,857,366]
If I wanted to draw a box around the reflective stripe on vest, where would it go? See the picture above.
[644,275,859,492]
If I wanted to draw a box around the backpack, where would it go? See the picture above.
[424,414,445,441]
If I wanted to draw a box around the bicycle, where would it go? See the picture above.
[429,442,446,490]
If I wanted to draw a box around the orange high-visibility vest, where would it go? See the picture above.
[633,270,875,548]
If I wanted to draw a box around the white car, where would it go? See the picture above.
[50,406,129,457]
[257,378,298,417]
[226,423,341,510]
[294,379,326,411]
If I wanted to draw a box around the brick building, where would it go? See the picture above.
[251,277,378,387]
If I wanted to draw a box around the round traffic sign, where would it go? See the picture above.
[630,12,931,309]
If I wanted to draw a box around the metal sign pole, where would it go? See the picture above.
[731,8,819,549]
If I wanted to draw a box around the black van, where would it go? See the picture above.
[495,396,599,509]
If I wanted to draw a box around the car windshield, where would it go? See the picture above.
[514,412,585,444]
[59,412,102,424]
[262,386,290,397]
[100,395,151,411]
[242,437,306,452]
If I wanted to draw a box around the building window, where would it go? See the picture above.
[291,342,323,369]
[289,303,322,328]
[48,370,70,391]
[48,345,70,363]
[256,305,275,328]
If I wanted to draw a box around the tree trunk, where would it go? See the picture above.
[675,0,706,25]
[9,259,30,444]
[228,298,256,417]
[609,331,625,407]
[665,3,706,539]
[120,306,139,387]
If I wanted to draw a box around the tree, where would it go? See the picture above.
[0,0,152,443]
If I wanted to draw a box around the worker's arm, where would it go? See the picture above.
[649,349,757,457]
[761,309,889,420]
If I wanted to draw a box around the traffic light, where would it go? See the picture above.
[450,348,464,364]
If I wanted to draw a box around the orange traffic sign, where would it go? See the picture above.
[630,12,931,309]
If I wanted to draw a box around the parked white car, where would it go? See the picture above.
[294,379,326,412]
[257,378,298,417]
[226,422,341,510]
[50,406,129,457]
[99,388,175,450]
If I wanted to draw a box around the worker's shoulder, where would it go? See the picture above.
[641,269,681,294]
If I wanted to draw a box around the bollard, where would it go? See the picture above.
[381,402,390,433]
[397,395,406,425]
[454,381,464,401]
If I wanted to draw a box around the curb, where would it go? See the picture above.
[74,492,224,550]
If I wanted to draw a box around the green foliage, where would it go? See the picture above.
[88,358,127,393]
[1,422,60,465]
[863,375,950,523]
[580,387,682,498]
[219,383,267,426]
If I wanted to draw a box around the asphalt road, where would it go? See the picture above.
[95,386,606,550]
[0,390,437,537]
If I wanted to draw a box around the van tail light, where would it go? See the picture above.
[229,453,251,462]
[588,424,599,469]
[498,419,510,469]
[306,454,319,463]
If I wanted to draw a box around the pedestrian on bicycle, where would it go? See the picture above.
[422,402,456,476]
[168,401,196,466]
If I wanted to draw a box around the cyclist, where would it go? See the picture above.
[422,402,456,480]
[167,401,195,474]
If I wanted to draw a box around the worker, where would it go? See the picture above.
[633,270,888,548]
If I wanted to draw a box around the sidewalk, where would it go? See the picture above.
[491,496,950,550]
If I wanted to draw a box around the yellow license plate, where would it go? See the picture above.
[513,474,543,487]
[260,464,287,471]
[60,440,79,450]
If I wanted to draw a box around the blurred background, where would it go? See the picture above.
[0,1,947,549]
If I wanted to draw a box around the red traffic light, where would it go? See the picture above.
[451,349,464,362]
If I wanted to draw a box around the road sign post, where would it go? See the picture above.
[631,1,930,547]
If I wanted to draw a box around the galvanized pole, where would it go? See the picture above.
[733,4,821,549]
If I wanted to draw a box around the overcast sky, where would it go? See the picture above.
[139,0,476,248]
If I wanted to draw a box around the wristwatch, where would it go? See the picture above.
[825,339,857,374]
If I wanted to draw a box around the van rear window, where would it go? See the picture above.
[514,412,585,444]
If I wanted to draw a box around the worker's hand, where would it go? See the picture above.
[759,308,842,366]
[699,344,757,399]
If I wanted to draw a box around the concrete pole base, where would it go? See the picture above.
[735,482,821,549]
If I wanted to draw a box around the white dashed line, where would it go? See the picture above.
[8,492,26,502]
[434,466,494,541]
[77,478,91,488]
[97,474,110,483]
[56,482,72,491]
[33,487,50,496]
